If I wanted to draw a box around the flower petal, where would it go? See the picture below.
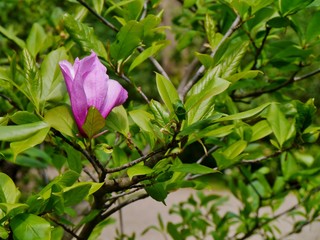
[81,53,109,114]
[59,60,75,93]
[101,80,128,118]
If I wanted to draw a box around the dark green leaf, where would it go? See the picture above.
[171,163,218,175]
[145,183,167,204]
[110,20,143,61]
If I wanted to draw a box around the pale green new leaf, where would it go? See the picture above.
[129,41,168,72]
[250,120,272,142]
[156,73,179,113]
[44,105,77,137]
[26,23,46,57]
[216,102,271,122]
[127,164,154,180]
[10,127,50,160]
[0,121,49,142]
[129,109,154,133]
[10,213,51,240]
[0,173,21,204]
[40,47,68,104]
[22,48,42,111]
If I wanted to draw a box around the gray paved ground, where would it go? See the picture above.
[101,189,320,240]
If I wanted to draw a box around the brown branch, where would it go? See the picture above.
[47,215,81,240]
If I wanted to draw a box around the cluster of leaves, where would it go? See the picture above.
[0,0,320,239]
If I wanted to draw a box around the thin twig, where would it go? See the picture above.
[101,193,149,219]
[76,0,118,32]
[47,215,81,240]
[52,129,105,176]
[120,73,150,103]
[179,14,242,99]
[252,27,271,70]
[106,188,142,201]
[106,147,167,173]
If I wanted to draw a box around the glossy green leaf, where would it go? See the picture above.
[82,107,106,139]
[145,183,167,203]
[105,105,129,136]
[195,52,214,69]
[63,14,108,59]
[88,218,116,240]
[44,105,77,137]
[26,23,46,57]
[0,173,20,204]
[0,203,28,217]
[0,121,49,142]
[10,111,41,125]
[250,120,272,142]
[127,164,154,180]
[171,163,218,175]
[22,48,41,110]
[129,41,167,72]
[216,102,271,122]
[129,109,154,133]
[10,127,50,160]
[223,140,247,159]
[40,47,68,104]
[266,103,295,148]
[110,20,143,61]
[149,100,170,127]
[10,213,51,240]
[156,73,179,113]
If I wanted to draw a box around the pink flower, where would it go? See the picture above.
[59,51,128,137]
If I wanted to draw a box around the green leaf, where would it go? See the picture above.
[195,52,214,69]
[110,20,143,61]
[63,14,108,59]
[267,16,290,28]
[149,100,170,127]
[88,218,116,240]
[0,225,9,239]
[22,48,42,111]
[10,127,50,160]
[40,47,68,104]
[26,23,46,57]
[171,163,218,175]
[127,164,154,180]
[10,213,51,240]
[156,73,179,113]
[44,105,77,137]
[62,183,93,207]
[129,109,154,133]
[145,183,167,204]
[82,107,106,139]
[0,173,20,204]
[305,11,320,42]
[279,0,314,16]
[129,41,167,72]
[123,0,144,21]
[0,26,25,49]
[250,120,272,142]
[10,111,41,125]
[93,0,104,14]
[0,121,49,142]
[223,140,247,159]
[185,74,230,112]
[64,144,82,173]
[216,102,271,122]
[227,70,262,83]
[266,103,296,148]
[105,106,129,136]
[0,203,28,217]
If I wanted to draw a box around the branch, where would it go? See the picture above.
[179,14,242,99]
[47,215,81,240]
[52,129,105,177]
[76,0,118,32]
[252,27,271,70]
[106,147,167,173]
[120,73,150,103]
